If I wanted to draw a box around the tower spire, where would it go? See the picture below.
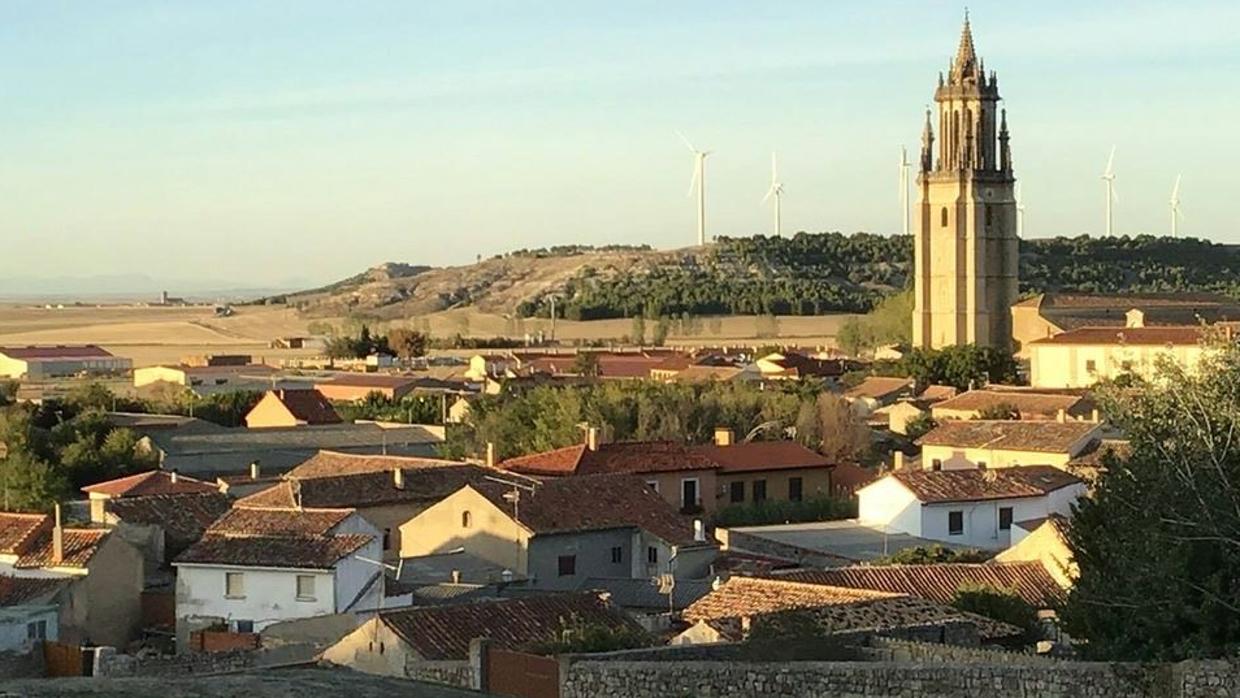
[953,11,979,80]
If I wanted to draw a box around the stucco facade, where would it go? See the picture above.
[1029,341,1204,389]
[400,487,531,575]
[715,467,832,508]
[920,437,1097,472]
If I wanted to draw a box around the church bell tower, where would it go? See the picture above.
[912,15,1018,350]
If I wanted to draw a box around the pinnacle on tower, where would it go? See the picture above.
[953,12,979,79]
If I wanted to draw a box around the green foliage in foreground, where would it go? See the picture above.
[871,544,992,566]
[523,617,653,655]
[875,344,1020,391]
[952,583,1040,641]
[713,495,858,527]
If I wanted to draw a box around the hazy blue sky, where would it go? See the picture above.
[2,1,1237,287]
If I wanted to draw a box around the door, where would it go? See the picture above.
[681,478,699,512]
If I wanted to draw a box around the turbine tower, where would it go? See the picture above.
[762,152,784,237]
[1170,174,1183,238]
[1101,146,1118,236]
[678,132,712,246]
[1015,182,1025,238]
[899,146,910,237]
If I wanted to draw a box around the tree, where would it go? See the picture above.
[0,379,18,406]
[882,345,1019,391]
[952,583,1039,642]
[903,413,937,440]
[387,327,429,360]
[523,616,652,655]
[0,451,67,512]
[977,402,1021,420]
[630,315,646,345]
[573,352,601,378]
[652,316,671,346]
[806,393,871,464]
[873,544,990,565]
[1063,343,1240,660]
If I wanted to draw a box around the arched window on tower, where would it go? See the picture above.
[941,207,949,227]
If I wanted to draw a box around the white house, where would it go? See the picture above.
[173,507,383,645]
[857,467,1085,550]
[0,345,131,380]
[0,604,58,652]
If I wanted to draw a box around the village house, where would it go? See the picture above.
[244,388,343,428]
[322,592,640,680]
[314,373,421,402]
[172,506,382,644]
[399,474,718,587]
[693,429,837,508]
[917,419,1104,471]
[930,389,1097,422]
[0,510,144,648]
[844,376,916,416]
[0,576,67,652]
[0,345,131,380]
[236,451,501,557]
[856,466,1086,549]
[132,362,283,397]
[1026,323,1211,389]
[746,351,863,384]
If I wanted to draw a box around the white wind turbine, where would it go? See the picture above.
[1015,181,1025,237]
[1170,174,1184,238]
[899,146,911,237]
[678,132,712,246]
[1101,146,1118,236]
[762,152,785,237]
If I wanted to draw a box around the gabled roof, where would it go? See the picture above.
[844,376,913,401]
[499,441,717,477]
[690,441,834,474]
[0,513,51,556]
[917,419,1099,453]
[285,450,464,479]
[377,592,640,660]
[470,474,700,546]
[0,575,67,607]
[175,533,371,570]
[15,528,111,569]
[82,469,218,497]
[684,576,899,621]
[239,464,501,509]
[931,390,1091,418]
[208,507,354,537]
[257,389,342,425]
[0,345,114,360]
[776,560,1067,607]
[107,492,232,551]
[886,466,1083,504]
[1028,326,1204,346]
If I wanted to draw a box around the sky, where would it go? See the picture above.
[1,0,1238,289]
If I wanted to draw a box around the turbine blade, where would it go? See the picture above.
[1104,145,1116,176]
[762,187,773,205]
[1172,174,1181,201]
[687,163,699,198]
[676,131,696,153]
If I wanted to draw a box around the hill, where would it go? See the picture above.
[274,234,1240,321]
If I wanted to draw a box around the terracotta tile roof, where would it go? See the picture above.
[887,466,1083,504]
[776,561,1067,607]
[830,462,879,491]
[175,533,371,570]
[1067,439,1131,468]
[1028,325,1205,346]
[500,441,717,477]
[264,389,342,425]
[845,376,913,401]
[0,345,114,360]
[239,464,500,509]
[916,385,959,402]
[108,492,232,552]
[917,419,1099,452]
[691,441,834,474]
[209,507,354,537]
[669,365,743,382]
[1040,292,1240,310]
[0,575,67,606]
[684,576,900,621]
[764,353,862,379]
[931,390,1091,418]
[0,513,52,556]
[285,450,464,479]
[472,474,700,546]
[378,592,641,660]
[82,469,218,497]
[15,528,111,569]
[315,374,420,389]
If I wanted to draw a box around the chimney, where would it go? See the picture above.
[586,427,599,451]
[393,468,405,490]
[170,470,179,484]
[1091,408,1100,423]
[893,451,905,470]
[693,519,706,543]
[250,461,261,480]
[1125,308,1146,328]
[713,427,734,447]
[1056,408,1067,423]
[451,569,461,584]
[52,503,64,565]
[485,442,496,468]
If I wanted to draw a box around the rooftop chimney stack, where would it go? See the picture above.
[451,569,461,584]
[1056,408,1067,423]
[393,468,405,490]
[586,427,599,452]
[893,451,905,470]
[713,427,735,447]
[1091,408,1100,423]
[250,461,261,480]
[170,470,179,484]
[485,442,496,468]
[52,503,64,565]
[693,519,706,543]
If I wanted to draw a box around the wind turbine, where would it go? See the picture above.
[762,152,784,237]
[1101,146,1118,236]
[678,132,712,246]
[1170,174,1183,238]
[899,146,911,237]
[1014,182,1025,237]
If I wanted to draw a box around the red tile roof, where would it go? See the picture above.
[845,377,914,401]
[239,465,503,509]
[107,493,232,553]
[691,442,834,474]
[776,561,1067,607]
[471,474,700,546]
[82,470,218,497]
[1028,326,1205,346]
[887,466,1083,504]
[209,507,354,537]
[315,374,420,388]
[378,592,641,660]
[175,533,372,569]
[15,528,111,569]
[285,450,464,479]
[0,345,114,360]
[0,575,67,607]
[264,389,342,425]
[500,441,717,477]
[917,420,1099,452]
[0,513,52,556]
[931,390,1091,418]
[684,576,899,621]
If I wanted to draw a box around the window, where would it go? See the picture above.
[645,480,659,493]
[610,546,623,564]
[647,546,658,565]
[557,555,576,577]
[948,511,964,536]
[940,207,948,227]
[999,507,1014,531]
[977,461,987,470]
[461,511,472,528]
[26,620,46,641]
[383,528,392,550]
[681,478,699,510]
[1085,359,1097,374]
[985,205,993,226]
[233,619,254,634]
[729,481,745,504]
[931,459,943,471]
[296,575,316,601]
[225,572,245,599]
[788,477,803,502]
[752,479,767,503]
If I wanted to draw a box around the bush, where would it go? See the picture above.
[522,616,653,655]
[951,582,1040,641]
[871,544,991,565]
[713,495,856,527]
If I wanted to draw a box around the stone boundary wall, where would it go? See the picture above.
[94,642,318,677]
[0,647,45,679]
[716,527,854,567]
[859,637,1054,665]
[561,658,1240,698]
[405,658,474,688]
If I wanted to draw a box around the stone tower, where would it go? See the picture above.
[912,16,1018,350]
